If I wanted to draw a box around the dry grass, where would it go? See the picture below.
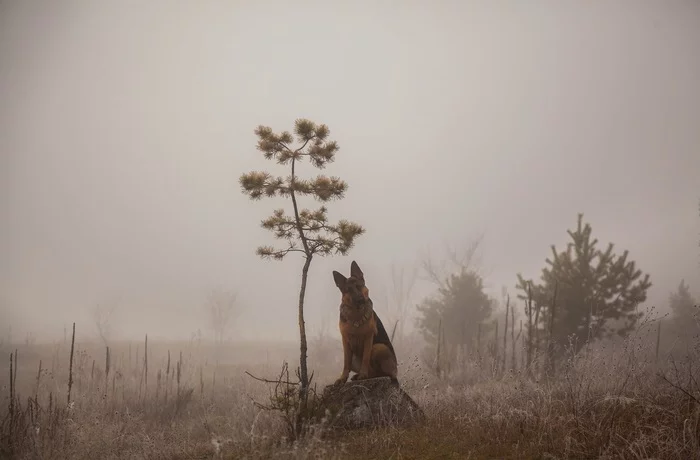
[2,326,699,459]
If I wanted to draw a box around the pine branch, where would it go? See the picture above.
[256,245,306,261]
[239,172,286,200]
[290,176,348,201]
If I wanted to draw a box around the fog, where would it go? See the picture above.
[1,1,698,343]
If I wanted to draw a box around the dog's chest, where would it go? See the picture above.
[340,304,373,329]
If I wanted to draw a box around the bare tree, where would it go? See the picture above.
[92,297,119,346]
[420,234,485,290]
[205,288,240,346]
[384,262,418,344]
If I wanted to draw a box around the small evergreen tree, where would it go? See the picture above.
[239,119,364,407]
[517,213,652,357]
[416,269,495,354]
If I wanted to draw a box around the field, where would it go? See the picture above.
[1,324,699,460]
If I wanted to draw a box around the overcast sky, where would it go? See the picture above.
[1,0,698,343]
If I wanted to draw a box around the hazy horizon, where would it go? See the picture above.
[2,1,699,344]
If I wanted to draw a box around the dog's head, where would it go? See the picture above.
[332,261,370,309]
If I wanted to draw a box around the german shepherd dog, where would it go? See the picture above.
[332,261,398,385]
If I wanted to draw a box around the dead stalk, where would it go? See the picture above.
[511,300,516,371]
[105,345,111,397]
[436,318,442,378]
[35,359,43,400]
[503,295,509,374]
[9,351,15,418]
[546,281,559,378]
[67,322,76,405]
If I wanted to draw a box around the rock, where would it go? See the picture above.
[316,377,425,430]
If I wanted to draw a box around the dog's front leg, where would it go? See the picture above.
[335,337,352,385]
[357,333,373,380]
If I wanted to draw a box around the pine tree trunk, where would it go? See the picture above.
[545,282,558,379]
[493,320,499,361]
[298,255,312,398]
[293,255,313,438]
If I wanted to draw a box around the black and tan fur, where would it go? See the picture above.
[332,261,398,386]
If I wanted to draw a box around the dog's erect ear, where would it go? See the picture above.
[332,271,347,290]
[350,261,364,281]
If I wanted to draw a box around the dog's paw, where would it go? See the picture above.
[334,374,349,386]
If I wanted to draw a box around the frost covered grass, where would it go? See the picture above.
[2,329,699,459]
